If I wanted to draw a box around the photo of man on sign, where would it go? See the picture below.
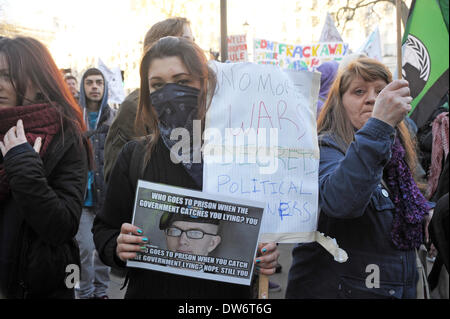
[127,180,265,286]
[159,212,222,256]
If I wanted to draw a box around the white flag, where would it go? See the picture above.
[319,13,344,43]
[98,58,125,104]
[357,27,383,61]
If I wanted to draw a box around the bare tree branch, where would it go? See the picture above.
[336,0,409,32]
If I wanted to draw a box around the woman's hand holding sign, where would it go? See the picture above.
[255,242,280,275]
[371,79,412,128]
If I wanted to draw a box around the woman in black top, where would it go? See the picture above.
[0,36,89,298]
[93,37,279,298]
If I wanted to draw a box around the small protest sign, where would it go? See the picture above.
[127,180,265,286]
[98,58,126,104]
[227,34,248,62]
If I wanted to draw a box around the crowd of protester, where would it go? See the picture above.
[0,15,447,299]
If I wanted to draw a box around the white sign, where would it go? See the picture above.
[203,61,321,243]
[319,13,344,43]
[358,26,383,61]
[128,180,264,285]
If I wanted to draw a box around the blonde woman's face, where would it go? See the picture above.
[342,76,387,130]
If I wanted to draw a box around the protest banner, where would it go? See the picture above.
[98,58,126,104]
[203,61,347,264]
[227,34,248,62]
[127,180,264,286]
[253,38,349,71]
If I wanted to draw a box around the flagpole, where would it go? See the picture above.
[396,0,402,79]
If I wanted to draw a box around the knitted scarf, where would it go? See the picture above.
[384,136,430,250]
[0,103,61,201]
[426,112,449,199]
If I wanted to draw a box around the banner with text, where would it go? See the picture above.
[227,34,248,62]
[253,38,349,70]
[127,180,264,285]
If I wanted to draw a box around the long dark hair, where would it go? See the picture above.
[317,57,418,172]
[143,17,190,51]
[0,36,91,164]
[136,36,216,168]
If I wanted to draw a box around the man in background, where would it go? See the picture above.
[76,67,116,299]
[64,75,80,100]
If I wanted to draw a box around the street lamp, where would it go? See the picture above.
[243,20,249,34]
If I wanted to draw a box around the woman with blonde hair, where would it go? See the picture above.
[286,57,432,299]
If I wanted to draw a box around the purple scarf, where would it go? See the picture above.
[384,137,430,250]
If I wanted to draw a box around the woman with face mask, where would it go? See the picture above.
[103,17,195,183]
[0,36,90,298]
[93,36,279,298]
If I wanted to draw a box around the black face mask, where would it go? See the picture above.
[150,83,203,188]
[150,83,200,129]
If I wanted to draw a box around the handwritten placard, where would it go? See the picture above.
[253,38,349,70]
[203,61,320,243]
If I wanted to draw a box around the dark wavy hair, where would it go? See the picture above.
[0,36,92,165]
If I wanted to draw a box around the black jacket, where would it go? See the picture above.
[103,89,139,183]
[93,139,254,298]
[0,129,88,298]
[84,104,116,214]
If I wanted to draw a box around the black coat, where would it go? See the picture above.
[84,104,116,214]
[0,129,88,298]
[93,139,254,298]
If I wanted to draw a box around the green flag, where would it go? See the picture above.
[402,0,449,128]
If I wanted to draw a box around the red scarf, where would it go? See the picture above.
[0,103,61,200]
